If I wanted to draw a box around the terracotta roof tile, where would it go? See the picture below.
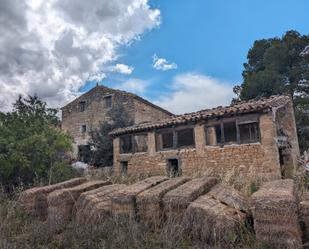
[109,95,291,136]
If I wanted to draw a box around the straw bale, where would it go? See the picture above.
[251,179,302,249]
[111,176,168,217]
[75,184,126,225]
[47,181,109,231]
[207,184,248,212]
[184,184,247,244]
[163,177,218,218]
[136,177,190,226]
[18,177,86,219]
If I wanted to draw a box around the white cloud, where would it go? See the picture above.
[0,0,160,111]
[108,64,134,75]
[115,78,149,95]
[154,73,234,114]
[152,54,177,71]
[88,72,107,82]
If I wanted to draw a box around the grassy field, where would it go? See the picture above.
[0,186,271,249]
[1,169,292,249]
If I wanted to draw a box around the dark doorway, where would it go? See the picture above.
[120,161,128,176]
[167,159,181,177]
[78,145,91,163]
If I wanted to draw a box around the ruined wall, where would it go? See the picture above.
[275,101,300,169]
[113,112,282,179]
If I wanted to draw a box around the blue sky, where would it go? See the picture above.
[80,0,309,114]
[1,0,308,113]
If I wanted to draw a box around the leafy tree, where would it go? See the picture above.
[89,104,133,167]
[0,95,75,191]
[234,30,309,151]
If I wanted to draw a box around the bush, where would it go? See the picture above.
[49,162,80,185]
[0,95,73,191]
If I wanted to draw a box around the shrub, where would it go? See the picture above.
[0,95,73,191]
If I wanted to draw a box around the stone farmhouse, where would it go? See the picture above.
[61,85,173,161]
[110,95,299,179]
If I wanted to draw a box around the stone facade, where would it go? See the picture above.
[111,95,299,179]
[61,85,172,158]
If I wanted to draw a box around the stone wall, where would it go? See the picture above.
[62,89,134,155]
[133,99,171,124]
[275,101,300,170]
[62,86,172,156]
[113,112,282,179]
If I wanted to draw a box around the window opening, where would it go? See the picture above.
[215,124,222,144]
[223,122,237,143]
[120,136,133,154]
[81,125,87,133]
[133,134,148,152]
[205,116,260,146]
[105,96,112,108]
[177,128,195,147]
[79,101,86,112]
[161,132,174,149]
[239,122,259,143]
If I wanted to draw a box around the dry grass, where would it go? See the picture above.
[0,191,192,249]
[0,192,267,249]
[0,183,273,249]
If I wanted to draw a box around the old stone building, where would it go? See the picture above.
[61,85,173,161]
[110,95,299,179]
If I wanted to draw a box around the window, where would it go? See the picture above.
[239,122,259,143]
[133,134,148,152]
[156,131,174,150]
[104,96,112,108]
[79,101,86,112]
[162,132,174,149]
[120,133,148,154]
[177,128,194,147]
[223,122,237,143]
[156,126,196,151]
[120,161,128,175]
[120,135,133,154]
[81,124,87,133]
[214,124,222,144]
[205,115,260,146]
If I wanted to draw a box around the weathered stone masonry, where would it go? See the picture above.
[111,95,299,179]
[61,85,173,158]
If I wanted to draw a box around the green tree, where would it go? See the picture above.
[89,104,133,167]
[0,95,75,191]
[234,30,309,151]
